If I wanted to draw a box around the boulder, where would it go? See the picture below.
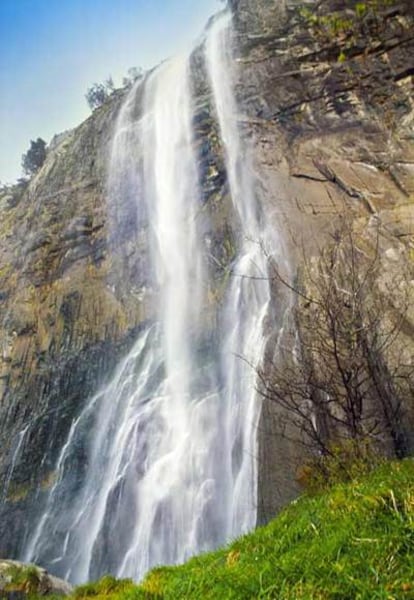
[0,559,72,597]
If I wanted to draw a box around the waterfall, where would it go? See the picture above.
[205,12,277,534]
[23,11,279,584]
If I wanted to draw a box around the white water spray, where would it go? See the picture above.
[23,12,281,583]
[206,13,281,534]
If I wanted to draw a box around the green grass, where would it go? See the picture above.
[72,459,414,599]
[3,564,41,594]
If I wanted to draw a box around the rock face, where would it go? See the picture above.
[0,0,413,558]
[227,0,414,520]
[0,90,148,554]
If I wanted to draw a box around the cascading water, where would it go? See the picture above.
[23,11,281,583]
[205,12,282,534]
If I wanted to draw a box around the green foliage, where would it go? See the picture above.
[85,77,115,111]
[73,576,138,599]
[21,138,47,177]
[85,68,144,110]
[4,564,41,594]
[73,575,157,600]
[122,67,143,89]
[296,439,383,493]
[355,2,369,18]
[71,459,413,600]
[337,50,347,63]
[299,0,398,62]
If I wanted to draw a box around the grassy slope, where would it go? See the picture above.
[73,460,414,600]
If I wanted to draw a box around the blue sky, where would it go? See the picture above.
[0,0,221,183]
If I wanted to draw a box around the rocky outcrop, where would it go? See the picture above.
[0,0,412,555]
[0,559,72,597]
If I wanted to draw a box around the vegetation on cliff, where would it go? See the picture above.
[65,459,414,599]
[21,138,47,177]
[299,0,401,62]
[259,221,413,487]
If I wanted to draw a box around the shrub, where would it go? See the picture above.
[4,564,41,594]
[296,439,383,493]
[21,138,47,177]
[85,77,115,111]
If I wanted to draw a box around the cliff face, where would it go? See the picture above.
[227,0,414,520]
[0,92,145,550]
[0,0,413,555]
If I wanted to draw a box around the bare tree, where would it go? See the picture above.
[258,221,413,481]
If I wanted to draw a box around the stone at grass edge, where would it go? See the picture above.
[0,560,73,597]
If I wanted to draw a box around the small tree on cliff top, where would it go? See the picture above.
[21,138,47,177]
[85,77,115,111]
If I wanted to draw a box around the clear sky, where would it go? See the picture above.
[0,0,222,183]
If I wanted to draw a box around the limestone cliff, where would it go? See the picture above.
[0,0,413,555]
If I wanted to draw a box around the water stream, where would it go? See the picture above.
[23,12,280,584]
